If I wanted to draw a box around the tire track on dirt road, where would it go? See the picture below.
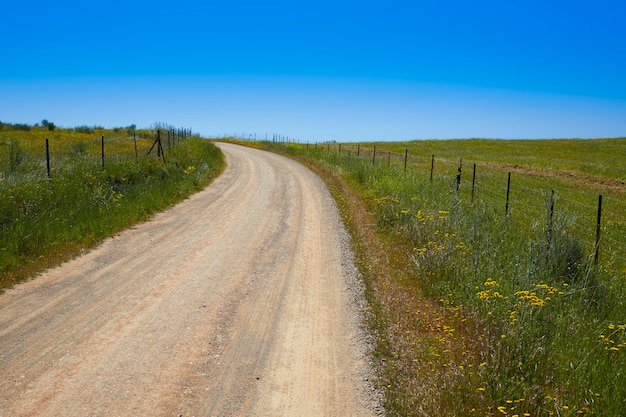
[0,142,380,416]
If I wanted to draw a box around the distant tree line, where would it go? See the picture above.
[0,121,34,131]
[0,119,58,132]
[0,120,138,135]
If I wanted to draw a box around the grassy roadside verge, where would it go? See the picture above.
[228,138,626,416]
[1,128,224,290]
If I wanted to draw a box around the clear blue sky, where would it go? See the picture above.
[2,0,625,141]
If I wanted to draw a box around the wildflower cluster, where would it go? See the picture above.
[478,279,506,301]
[494,398,528,416]
[111,190,123,207]
[514,283,564,307]
[514,290,546,307]
[416,209,436,224]
[413,240,448,255]
[598,323,626,353]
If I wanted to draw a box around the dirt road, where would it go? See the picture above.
[0,143,380,416]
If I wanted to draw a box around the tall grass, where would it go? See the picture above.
[248,139,626,416]
[1,127,224,289]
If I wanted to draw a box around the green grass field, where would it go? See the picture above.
[247,137,626,416]
[0,124,224,289]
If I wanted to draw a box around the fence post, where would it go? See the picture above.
[357,144,360,157]
[471,163,477,203]
[594,195,603,265]
[404,149,408,172]
[160,131,165,162]
[101,135,105,168]
[158,130,164,161]
[157,131,161,158]
[372,146,376,164]
[147,130,165,163]
[46,138,51,178]
[456,158,462,192]
[505,172,511,216]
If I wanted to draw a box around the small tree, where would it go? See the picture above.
[41,119,56,131]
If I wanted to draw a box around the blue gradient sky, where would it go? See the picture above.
[2,0,625,141]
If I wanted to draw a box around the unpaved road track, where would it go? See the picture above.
[0,143,379,416]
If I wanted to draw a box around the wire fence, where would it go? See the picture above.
[0,128,193,178]
[0,128,194,275]
[286,141,625,275]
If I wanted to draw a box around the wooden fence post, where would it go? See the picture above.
[147,130,165,163]
[404,149,408,172]
[471,163,477,203]
[46,138,51,178]
[157,131,161,158]
[158,130,165,162]
[456,158,462,192]
[160,131,165,162]
[372,146,376,164]
[101,135,105,168]
[505,172,511,216]
[595,195,603,265]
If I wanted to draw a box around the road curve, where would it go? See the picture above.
[0,143,379,416]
